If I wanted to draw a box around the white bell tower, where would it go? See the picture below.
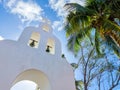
[0,19,76,90]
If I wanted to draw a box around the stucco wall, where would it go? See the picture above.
[0,25,76,90]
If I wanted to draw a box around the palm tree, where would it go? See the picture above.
[64,0,120,57]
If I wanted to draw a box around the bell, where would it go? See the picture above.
[46,45,50,52]
[30,40,36,47]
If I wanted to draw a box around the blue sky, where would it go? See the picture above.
[0,0,85,90]
[0,0,81,61]
[0,0,86,64]
[1,0,120,90]
[0,0,84,60]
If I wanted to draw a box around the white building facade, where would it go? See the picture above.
[0,20,76,90]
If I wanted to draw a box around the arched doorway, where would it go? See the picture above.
[11,69,51,90]
[11,80,39,90]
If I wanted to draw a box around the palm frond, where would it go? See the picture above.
[65,12,81,36]
[64,3,86,14]
[65,14,92,36]
[67,34,81,54]
[105,35,120,58]
[86,0,106,12]
[66,20,93,54]
[64,0,120,58]
[111,0,120,12]
[75,80,84,90]
[113,47,120,58]
[64,3,95,16]
[95,29,102,55]
[70,16,91,31]
[83,26,93,45]
[71,63,78,69]
[103,19,120,32]
[103,19,120,48]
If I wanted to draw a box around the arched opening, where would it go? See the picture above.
[11,80,40,90]
[28,32,40,48]
[11,69,51,90]
[41,18,51,32]
[42,24,50,32]
[46,38,55,54]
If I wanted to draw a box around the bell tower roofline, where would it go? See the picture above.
[38,18,52,33]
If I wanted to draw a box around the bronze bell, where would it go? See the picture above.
[30,39,36,47]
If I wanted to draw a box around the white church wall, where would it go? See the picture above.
[0,22,76,90]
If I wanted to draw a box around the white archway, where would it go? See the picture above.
[11,80,38,90]
[11,69,51,90]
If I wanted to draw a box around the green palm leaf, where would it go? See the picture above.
[64,0,120,57]
[75,80,84,90]
[67,34,81,54]
[95,29,101,55]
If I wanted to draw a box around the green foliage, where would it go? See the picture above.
[64,0,120,57]
[75,80,84,90]
[71,63,78,70]
[64,1,120,89]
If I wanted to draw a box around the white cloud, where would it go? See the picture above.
[49,0,85,31]
[0,36,4,40]
[49,0,67,31]
[69,0,85,6]
[49,0,66,17]
[52,21,61,29]
[52,20,64,31]
[49,0,85,17]
[5,0,43,23]
[6,0,17,8]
